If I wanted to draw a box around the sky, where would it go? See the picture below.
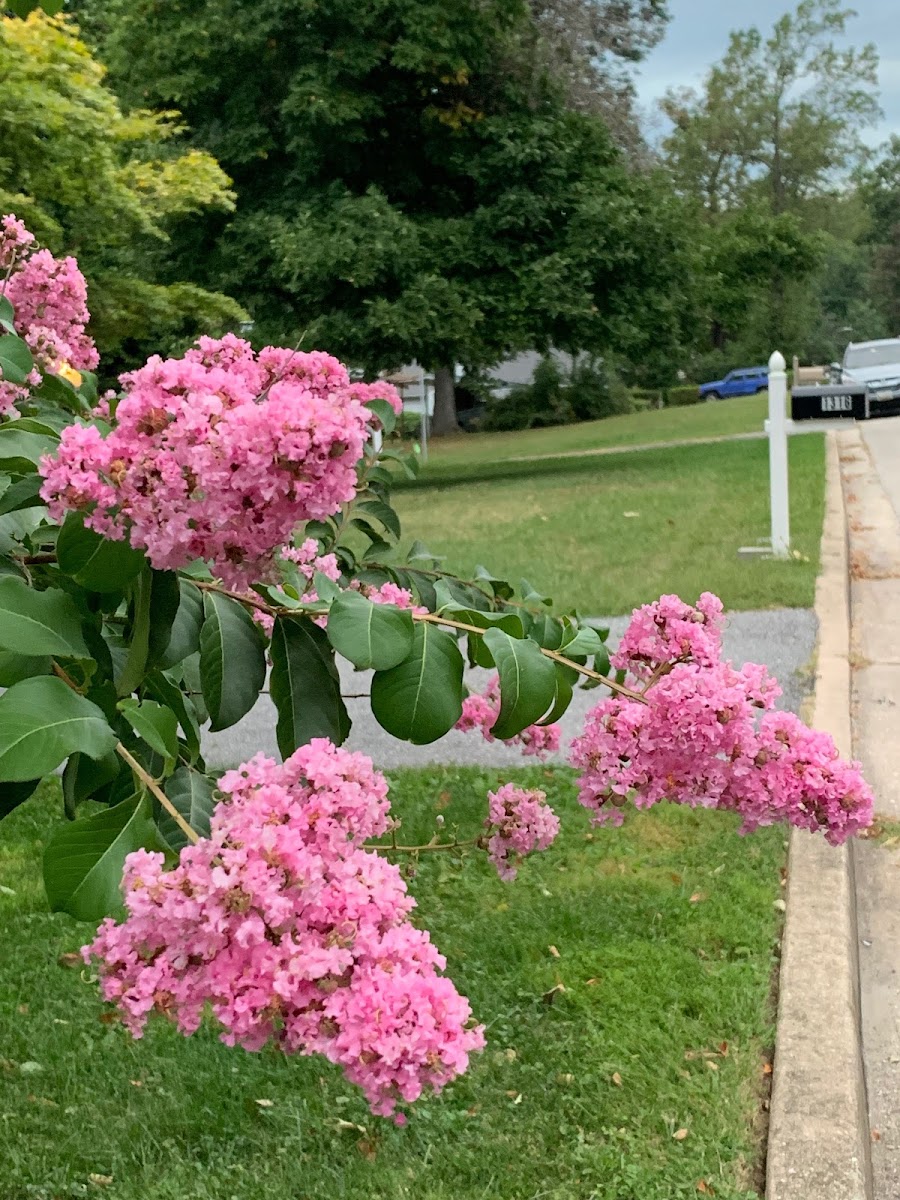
[635,0,900,146]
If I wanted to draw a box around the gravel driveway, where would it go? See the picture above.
[203,608,817,771]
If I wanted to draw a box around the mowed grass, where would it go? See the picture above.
[413,395,770,483]
[393,434,825,614]
[0,773,784,1200]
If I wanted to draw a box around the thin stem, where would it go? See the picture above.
[51,661,200,846]
[115,743,200,846]
[198,580,647,704]
[364,837,482,855]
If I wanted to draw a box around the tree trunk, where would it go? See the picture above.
[431,367,460,436]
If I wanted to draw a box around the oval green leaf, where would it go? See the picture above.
[271,615,351,757]
[43,794,162,921]
[482,627,557,740]
[199,592,266,731]
[159,765,217,852]
[0,334,34,385]
[0,676,117,782]
[57,513,146,593]
[370,623,464,745]
[327,589,414,672]
[0,575,90,658]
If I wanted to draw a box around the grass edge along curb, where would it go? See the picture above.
[766,431,872,1200]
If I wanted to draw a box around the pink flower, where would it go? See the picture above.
[40,339,384,588]
[570,594,874,844]
[83,741,485,1120]
[485,784,560,881]
[455,675,561,760]
[0,215,98,413]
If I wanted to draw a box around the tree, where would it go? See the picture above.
[659,0,878,359]
[528,0,669,149]
[662,0,880,216]
[0,5,246,373]
[73,0,687,433]
[0,217,874,1124]
[858,137,900,334]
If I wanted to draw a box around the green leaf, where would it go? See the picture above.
[558,626,607,658]
[43,794,162,921]
[370,623,464,745]
[0,677,117,782]
[0,474,45,517]
[0,425,58,473]
[145,670,202,763]
[0,778,39,820]
[0,334,33,385]
[57,513,146,593]
[199,592,266,731]
[358,499,401,540]
[0,295,14,334]
[159,765,216,852]
[365,397,397,435]
[270,616,351,756]
[158,580,204,669]
[39,0,66,14]
[147,571,181,668]
[0,649,50,687]
[327,590,414,671]
[312,570,341,603]
[0,575,90,658]
[482,628,556,740]
[62,750,121,818]
[118,699,178,763]
[539,662,575,727]
[443,606,524,669]
[5,0,40,15]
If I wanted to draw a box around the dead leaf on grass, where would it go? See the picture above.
[611,1072,623,1087]
[673,1128,689,1141]
[548,945,560,958]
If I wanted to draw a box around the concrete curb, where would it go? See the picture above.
[766,433,873,1199]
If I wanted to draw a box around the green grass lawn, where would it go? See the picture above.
[0,773,783,1200]
[411,395,770,484]
[392,433,825,614]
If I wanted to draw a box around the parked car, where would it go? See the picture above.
[698,366,769,400]
[792,338,900,421]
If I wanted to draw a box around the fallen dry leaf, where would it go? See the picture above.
[719,1042,729,1057]
[556,1073,574,1086]
[57,953,81,969]
[129,1079,143,1088]
[611,1072,623,1087]
[872,1129,882,1142]
[542,983,566,1005]
[673,1128,689,1141]
[705,1060,719,1071]
[255,1098,274,1108]
[689,892,705,904]
[763,1062,773,1076]
[548,945,561,958]
[696,1181,715,1195]
[88,1175,113,1188]
[356,1137,378,1161]
[585,977,600,986]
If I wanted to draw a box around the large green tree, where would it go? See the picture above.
[659,0,879,363]
[73,0,687,432]
[0,5,247,374]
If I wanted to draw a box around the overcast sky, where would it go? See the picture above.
[635,0,899,146]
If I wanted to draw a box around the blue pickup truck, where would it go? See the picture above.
[698,366,768,400]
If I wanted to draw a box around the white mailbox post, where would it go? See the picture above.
[767,351,790,558]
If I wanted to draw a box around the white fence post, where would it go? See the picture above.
[768,350,790,558]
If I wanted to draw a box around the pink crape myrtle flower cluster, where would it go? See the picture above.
[485,783,561,881]
[83,740,484,1120]
[0,214,98,412]
[456,675,561,759]
[357,579,427,614]
[571,594,874,845]
[40,336,401,588]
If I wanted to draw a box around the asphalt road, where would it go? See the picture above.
[203,607,818,771]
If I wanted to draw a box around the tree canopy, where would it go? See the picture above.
[71,0,687,429]
[0,5,246,374]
